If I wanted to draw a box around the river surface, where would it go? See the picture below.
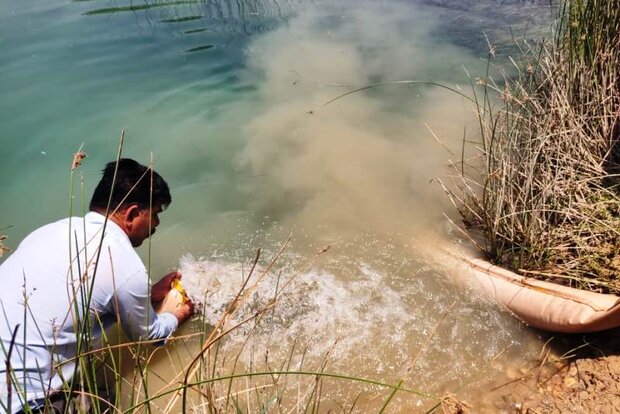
[1,0,555,411]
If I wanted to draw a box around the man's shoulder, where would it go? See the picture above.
[19,216,80,246]
[30,213,145,278]
[82,213,146,279]
[22,214,120,248]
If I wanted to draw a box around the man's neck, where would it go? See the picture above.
[91,209,126,233]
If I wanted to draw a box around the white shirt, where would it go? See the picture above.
[0,212,178,412]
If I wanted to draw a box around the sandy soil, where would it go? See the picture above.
[530,355,620,413]
[489,327,620,414]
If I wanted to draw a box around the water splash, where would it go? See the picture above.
[175,239,536,402]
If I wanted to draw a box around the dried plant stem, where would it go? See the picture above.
[449,0,620,293]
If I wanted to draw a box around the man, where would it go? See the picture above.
[0,158,193,413]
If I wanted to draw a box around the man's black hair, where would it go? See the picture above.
[89,158,171,212]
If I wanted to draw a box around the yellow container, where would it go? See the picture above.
[155,279,189,314]
[170,278,190,304]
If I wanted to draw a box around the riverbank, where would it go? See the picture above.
[533,355,620,413]
[437,241,620,412]
[496,328,620,413]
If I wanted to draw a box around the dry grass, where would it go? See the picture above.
[0,234,8,258]
[449,0,620,293]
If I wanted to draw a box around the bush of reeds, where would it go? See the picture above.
[451,0,620,293]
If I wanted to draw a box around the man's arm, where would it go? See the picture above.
[114,270,191,341]
[151,271,194,324]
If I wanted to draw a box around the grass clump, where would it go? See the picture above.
[0,233,8,257]
[451,0,620,293]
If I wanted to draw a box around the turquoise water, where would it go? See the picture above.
[1,0,555,410]
[0,0,552,267]
[1,0,269,254]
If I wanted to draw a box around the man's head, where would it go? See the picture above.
[90,159,171,247]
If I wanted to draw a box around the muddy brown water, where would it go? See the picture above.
[1,0,557,411]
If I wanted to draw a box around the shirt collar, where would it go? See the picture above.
[85,211,130,244]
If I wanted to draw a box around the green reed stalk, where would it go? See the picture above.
[379,379,403,413]
[124,369,439,413]
[68,134,125,413]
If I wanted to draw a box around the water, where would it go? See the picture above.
[1,0,555,411]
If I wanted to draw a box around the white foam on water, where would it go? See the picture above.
[179,253,412,362]
[175,245,537,401]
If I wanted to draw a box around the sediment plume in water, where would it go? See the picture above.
[154,0,487,259]
[154,2,544,409]
[234,1,481,245]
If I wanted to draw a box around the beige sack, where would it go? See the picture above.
[466,257,620,333]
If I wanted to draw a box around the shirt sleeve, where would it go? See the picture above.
[113,270,179,343]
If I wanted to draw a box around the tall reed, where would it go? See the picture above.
[449,0,620,293]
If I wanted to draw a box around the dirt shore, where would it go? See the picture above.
[492,327,620,413]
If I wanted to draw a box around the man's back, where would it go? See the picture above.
[0,212,174,412]
[0,158,192,413]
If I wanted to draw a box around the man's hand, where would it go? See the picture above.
[173,300,195,325]
[152,271,195,325]
[151,271,181,303]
